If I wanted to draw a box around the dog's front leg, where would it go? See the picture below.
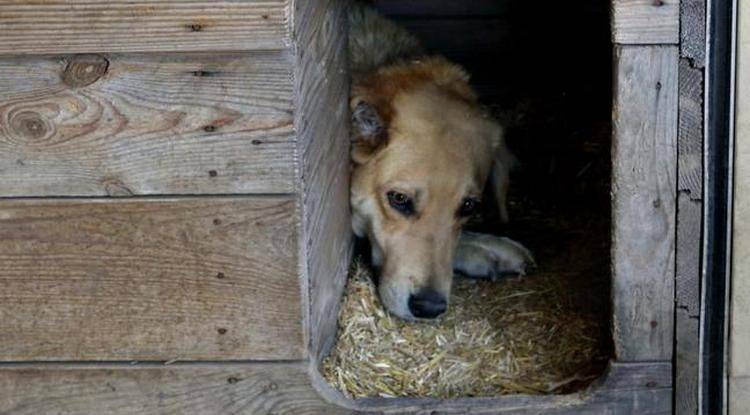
[454,231,536,280]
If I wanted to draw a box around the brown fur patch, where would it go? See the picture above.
[352,56,477,132]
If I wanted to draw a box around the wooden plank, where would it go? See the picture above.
[340,362,671,414]
[0,363,345,415]
[0,52,295,196]
[678,58,704,199]
[674,61,703,415]
[612,0,679,44]
[681,0,706,68]
[294,0,353,360]
[0,0,290,55]
[675,307,700,415]
[0,197,303,361]
[676,194,701,316]
[611,45,677,361]
[0,362,671,414]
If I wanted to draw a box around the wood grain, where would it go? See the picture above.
[678,58,704,199]
[0,0,290,54]
[294,0,353,360]
[681,0,706,68]
[612,0,679,44]
[675,306,700,415]
[0,52,295,196]
[0,361,670,414]
[612,46,677,361]
[0,197,302,361]
[675,10,704,414]
[342,362,671,414]
[0,363,344,415]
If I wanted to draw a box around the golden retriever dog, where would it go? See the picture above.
[349,4,535,320]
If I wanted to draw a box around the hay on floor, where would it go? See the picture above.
[321,260,608,399]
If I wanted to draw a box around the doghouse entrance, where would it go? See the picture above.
[319,0,613,400]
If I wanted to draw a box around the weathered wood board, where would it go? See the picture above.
[612,45,677,361]
[0,0,290,54]
[681,0,706,68]
[295,0,353,360]
[0,363,343,415]
[678,58,705,201]
[676,4,705,412]
[612,0,680,45]
[0,197,302,361]
[0,52,295,196]
[0,361,670,415]
[327,362,671,414]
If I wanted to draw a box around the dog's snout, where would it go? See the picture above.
[408,289,447,319]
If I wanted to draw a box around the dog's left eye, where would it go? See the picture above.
[458,198,480,217]
[387,191,414,216]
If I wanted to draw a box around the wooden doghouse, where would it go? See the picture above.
[0,0,696,413]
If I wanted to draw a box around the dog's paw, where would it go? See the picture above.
[454,232,536,280]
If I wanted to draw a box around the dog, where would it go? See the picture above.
[348,4,535,320]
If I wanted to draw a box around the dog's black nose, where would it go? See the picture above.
[408,290,447,319]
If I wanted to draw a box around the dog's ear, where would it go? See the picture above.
[350,98,388,164]
[489,141,517,223]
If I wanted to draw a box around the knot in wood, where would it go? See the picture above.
[62,55,109,88]
[9,110,51,141]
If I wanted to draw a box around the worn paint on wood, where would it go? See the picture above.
[612,0,679,44]
[0,52,295,196]
[0,197,302,361]
[294,0,353,360]
[612,45,677,361]
[678,59,704,200]
[0,0,290,54]
[0,363,343,415]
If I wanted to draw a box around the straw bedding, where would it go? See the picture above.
[322,58,613,398]
[321,134,613,398]
[322,245,610,398]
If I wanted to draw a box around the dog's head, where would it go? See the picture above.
[350,57,505,320]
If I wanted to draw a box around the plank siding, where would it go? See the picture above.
[0,197,303,361]
[0,363,343,415]
[612,0,680,44]
[0,52,295,196]
[612,45,677,361]
[0,0,290,55]
[294,0,353,360]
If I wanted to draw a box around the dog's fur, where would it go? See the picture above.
[349,4,533,320]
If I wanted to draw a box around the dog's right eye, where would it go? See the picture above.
[387,191,414,216]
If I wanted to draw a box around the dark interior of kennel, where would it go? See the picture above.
[370,0,614,388]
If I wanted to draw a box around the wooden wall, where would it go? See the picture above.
[610,0,678,386]
[675,1,706,414]
[0,0,690,413]
[0,0,352,413]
